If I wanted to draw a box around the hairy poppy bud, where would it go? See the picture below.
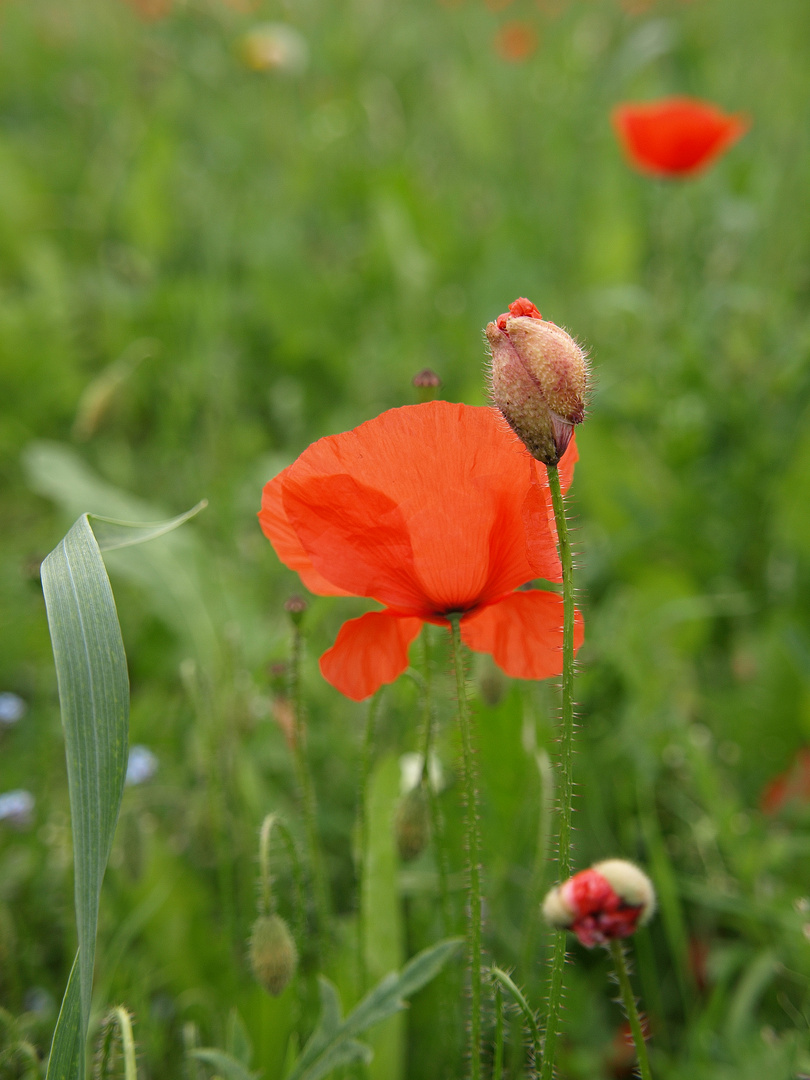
[394,784,431,861]
[412,368,442,404]
[248,914,298,995]
[284,595,308,626]
[542,859,655,948]
[486,298,588,466]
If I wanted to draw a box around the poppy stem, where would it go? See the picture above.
[356,688,384,993]
[258,812,307,944]
[541,463,576,1080]
[289,621,330,954]
[448,614,482,1080]
[609,940,654,1080]
[419,629,453,938]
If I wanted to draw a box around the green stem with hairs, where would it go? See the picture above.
[610,940,654,1080]
[289,622,330,953]
[356,688,384,992]
[540,463,576,1080]
[448,614,482,1080]
[418,629,453,936]
[258,813,306,942]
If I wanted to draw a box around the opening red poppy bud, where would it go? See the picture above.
[486,300,588,467]
[542,859,655,948]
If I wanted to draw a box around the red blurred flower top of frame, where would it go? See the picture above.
[260,401,583,700]
[612,96,749,177]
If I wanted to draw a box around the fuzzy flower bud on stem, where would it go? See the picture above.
[486,298,588,466]
[543,859,656,948]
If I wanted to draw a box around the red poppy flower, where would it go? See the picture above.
[612,96,749,177]
[259,401,584,700]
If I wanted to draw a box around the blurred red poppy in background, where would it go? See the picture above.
[493,21,539,62]
[612,96,749,177]
[260,401,583,700]
[760,747,810,815]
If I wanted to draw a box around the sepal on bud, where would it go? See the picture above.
[542,859,655,948]
[486,298,588,466]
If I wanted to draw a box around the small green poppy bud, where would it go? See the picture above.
[248,914,298,996]
[412,368,442,404]
[284,595,308,626]
[486,298,588,467]
[394,785,431,862]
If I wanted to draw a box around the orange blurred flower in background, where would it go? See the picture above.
[260,401,583,700]
[612,96,749,177]
[493,20,539,62]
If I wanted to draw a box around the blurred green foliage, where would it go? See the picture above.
[2,0,810,1075]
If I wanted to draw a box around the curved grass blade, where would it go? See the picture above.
[41,506,206,1078]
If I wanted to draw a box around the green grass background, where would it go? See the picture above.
[2,0,810,1076]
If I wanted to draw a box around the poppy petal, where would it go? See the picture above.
[319,611,424,701]
[460,590,584,679]
[259,471,353,596]
[612,97,749,177]
[279,402,564,614]
[282,473,426,612]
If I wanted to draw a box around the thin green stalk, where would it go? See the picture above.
[448,615,482,1080]
[540,463,576,1080]
[610,940,653,1080]
[491,966,542,1074]
[96,1007,137,1080]
[289,623,330,951]
[493,985,505,1080]
[356,689,384,993]
[258,813,307,943]
[418,629,453,936]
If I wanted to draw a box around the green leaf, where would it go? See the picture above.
[45,951,82,1080]
[189,1049,260,1080]
[40,505,207,1075]
[343,938,463,1041]
[285,939,462,1080]
[225,1008,254,1068]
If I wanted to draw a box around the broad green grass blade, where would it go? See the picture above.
[41,506,207,1076]
[42,515,130,1034]
[45,951,82,1080]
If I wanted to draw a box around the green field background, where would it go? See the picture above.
[2,0,810,1076]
